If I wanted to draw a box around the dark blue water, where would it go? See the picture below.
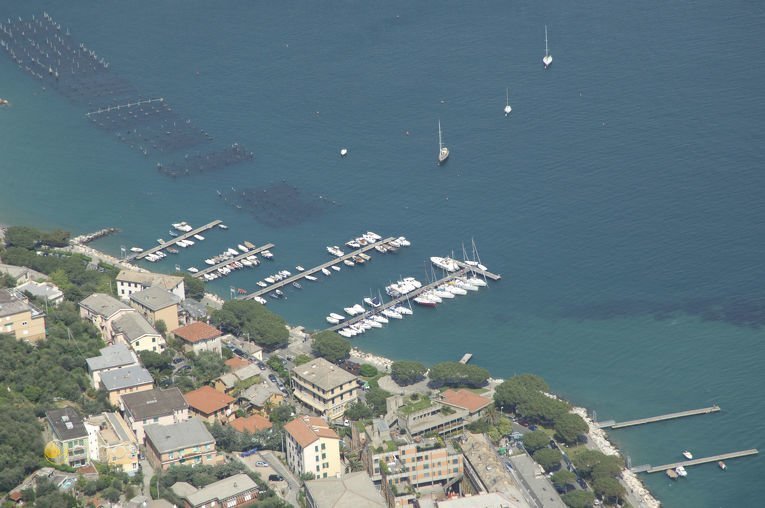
[2,2,764,505]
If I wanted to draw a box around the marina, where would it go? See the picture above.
[192,242,275,278]
[632,449,759,474]
[597,405,721,429]
[128,220,222,260]
[241,237,399,300]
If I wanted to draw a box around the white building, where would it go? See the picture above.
[116,270,185,302]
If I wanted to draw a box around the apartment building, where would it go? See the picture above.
[129,286,180,332]
[144,419,219,471]
[284,416,342,479]
[43,408,90,468]
[0,287,46,341]
[121,387,189,442]
[291,357,358,422]
[84,412,140,475]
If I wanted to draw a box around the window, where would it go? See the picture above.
[315,445,319,452]
[322,453,326,459]
[244,494,252,501]
[315,456,319,462]
[323,473,327,478]
[321,443,326,450]
[453,467,459,473]
[316,465,320,472]
[226,500,236,508]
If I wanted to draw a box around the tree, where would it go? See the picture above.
[154,319,168,335]
[312,331,351,363]
[344,402,373,421]
[553,413,588,445]
[269,404,295,426]
[365,386,392,416]
[494,374,550,413]
[210,300,288,350]
[189,351,226,384]
[521,430,550,453]
[572,450,622,480]
[591,458,623,479]
[561,490,595,508]
[359,364,378,378]
[390,361,427,386]
[294,354,312,366]
[428,362,489,388]
[592,476,625,503]
[532,448,562,472]
[140,350,173,377]
[551,470,577,492]
[183,274,206,301]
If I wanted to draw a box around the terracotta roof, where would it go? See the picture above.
[230,414,273,434]
[441,389,492,413]
[184,386,234,415]
[173,322,222,343]
[225,357,250,371]
[8,491,22,501]
[284,415,339,448]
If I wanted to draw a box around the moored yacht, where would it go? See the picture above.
[414,296,437,307]
[187,267,199,273]
[331,265,341,272]
[329,312,346,321]
[322,267,331,276]
[130,247,143,253]
[437,120,449,165]
[194,234,205,241]
[327,246,345,257]
[675,466,688,477]
[682,451,693,460]
[305,274,318,281]
[430,256,460,272]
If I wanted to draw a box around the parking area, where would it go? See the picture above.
[238,452,286,486]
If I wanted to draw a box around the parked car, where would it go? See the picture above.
[256,361,267,371]
[241,447,259,457]
[268,474,284,482]
[172,357,185,365]
[255,461,269,467]
[268,374,278,383]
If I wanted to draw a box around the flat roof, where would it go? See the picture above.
[86,344,137,372]
[122,388,188,421]
[304,471,386,507]
[185,474,257,506]
[79,293,133,319]
[0,288,35,318]
[46,407,87,441]
[292,357,357,391]
[130,286,180,311]
[117,270,183,290]
[144,419,214,454]
[100,365,154,391]
[16,280,63,301]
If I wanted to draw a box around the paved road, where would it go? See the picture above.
[139,459,155,498]
[508,454,567,508]
[239,450,300,507]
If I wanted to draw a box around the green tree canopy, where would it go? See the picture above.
[359,364,378,378]
[553,413,589,445]
[269,404,295,426]
[390,361,427,386]
[312,331,351,363]
[189,351,226,385]
[551,470,577,491]
[294,354,312,366]
[592,476,625,502]
[494,374,551,413]
[532,447,563,472]
[561,490,595,508]
[428,362,489,388]
[183,274,206,301]
[572,449,623,480]
[344,402,373,421]
[521,430,551,453]
[210,300,288,350]
[365,386,392,416]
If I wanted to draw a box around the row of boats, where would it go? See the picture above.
[129,220,230,261]
[665,450,727,479]
[195,242,273,280]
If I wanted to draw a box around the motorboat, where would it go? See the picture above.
[275,289,285,298]
[331,265,341,272]
[168,230,179,237]
[241,259,253,267]
[396,236,411,247]
[352,304,365,314]
[227,248,239,256]
[322,268,331,276]
[358,253,371,261]
[329,313,346,321]
[430,256,460,272]
[437,120,449,164]
[422,291,442,304]
[157,238,165,245]
[442,284,467,296]
[682,451,693,460]
[166,247,179,254]
[395,306,413,316]
[257,281,268,287]
[340,148,349,157]
[465,260,488,271]
[382,308,403,320]
[357,321,372,331]
[543,25,553,69]
[327,246,345,257]
[666,469,678,480]
[194,234,205,241]
[326,316,340,325]
[374,245,388,254]
[346,240,361,249]
[432,288,454,299]
[343,259,355,267]
[261,250,274,259]
[205,259,216,265]
[253,296,267,305]
[366,231,382,240]
[364,296,381,308]
[305,275,318,281]
[344,306,360,316]
[455,278,479,291]
[675,466,688,477]
[296,265,305,272]
[414,296,437,307]
[337,329,353,338]
[466,276,488,287]
[280,270,292,277]
[130,247,143,253]
[265,277,275,284]
[187,267,199,273]
[352,255,365,264]
[372,314,388,324]
[244,241,256,249]
[238,244,249,252]
[183,239,195,246]
[218,223,229,229]
[718,461,727,471]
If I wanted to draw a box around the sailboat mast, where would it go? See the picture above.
[438,120,443,150]
[544,25,549,56]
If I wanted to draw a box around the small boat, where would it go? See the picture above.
[395,306,413,316]
[353,255,365,264]
[344,306,361,316]
[374,244,388,254]
[184,239,195,246]
[275,289,285,298]
[241,259,253,267]
[329,313,346,321]
[414,296,437,307]
[0,98,10,106]
[166,247,179,254]
[346,240,361,249]
[396,237,411,247]
[322,267,331,276]
[682,451,693,460]
[265,277,275,284]
[227,248,239,256]
[268,292,280,299]
[364,296,381,308]
[253,296,267,305]
[504,88,512,116]
[666,469,678,480]
[305,275,318,281]
[340,148,349,157]
[130,247,143,253]
[366,319,383,329]
[382,308,403,320]
[366,231,382,240]
[358,253,371,261]
[337,329,353,338]
[279,270,292,277]
[675,466,688,478]
[168,230,179,237]
[327,246,344,257]
[257,281,268,287]
[187,267,199,273]
[437,119,449,165]
[443,284,467,296]
[244,241,256,249]
[238,244,249,253]
[326,316,341,325]
[292,282,302,289]
[372,314,388,324]
[331,265,341,272]
[343,259,355,267]
[718,461,726,471]
[205,259,216,266]
[296,265,305,272]
[218,223,229,229]
[157,238,165,245]
[464,260,488,271]
[430,256,460,272]
[261,250,274,259]
[194,234,205,241]
[543,25,553,69]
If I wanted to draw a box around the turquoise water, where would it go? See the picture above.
[2,1,764,505]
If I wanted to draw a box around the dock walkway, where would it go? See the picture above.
[323,268,473,332]
[631,449,758,473]
[129,220,222,260]
[241,238,397,300]
[193,243,275,278]
[454,260,502,281]
[598,405,720,429]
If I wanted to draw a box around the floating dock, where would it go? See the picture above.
[597,405,720,429]
[192,243,275,278]
[241,238,397,300]
[323,267,476,332]
[129,220,222,260]
[454,260,502,281]
[631,449,758,473]
[459,354,473,364]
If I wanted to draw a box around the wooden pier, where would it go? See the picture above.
[129,220,223,260]
[192,243,275,278]
[459,354,473,364]
[241,238,397,300]
[597,405,720,429]
[323,267,475,332]
[631,449,758,473]
[454,260,502,281]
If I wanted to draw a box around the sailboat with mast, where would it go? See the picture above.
[543,25,553,69]
[504,88,512,116]
[437,120,449,165]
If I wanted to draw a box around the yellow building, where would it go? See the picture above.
[129,286,180,332]
[84,412,140,475]
[99,365,155,407]
[0,288,46,342]
[284,416,342,479]
[291,358,358,422]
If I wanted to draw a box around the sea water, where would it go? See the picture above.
[1,1,763,506]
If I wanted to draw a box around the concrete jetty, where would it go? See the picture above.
[129,220,222,260]
[193,243,275,278]
[459,353,473,364]
[597,405,720,429]
[631,449,758,473]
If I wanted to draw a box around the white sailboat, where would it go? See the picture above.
[437,120,449,165]
[543,25,553,69]
[504,88,512,116]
